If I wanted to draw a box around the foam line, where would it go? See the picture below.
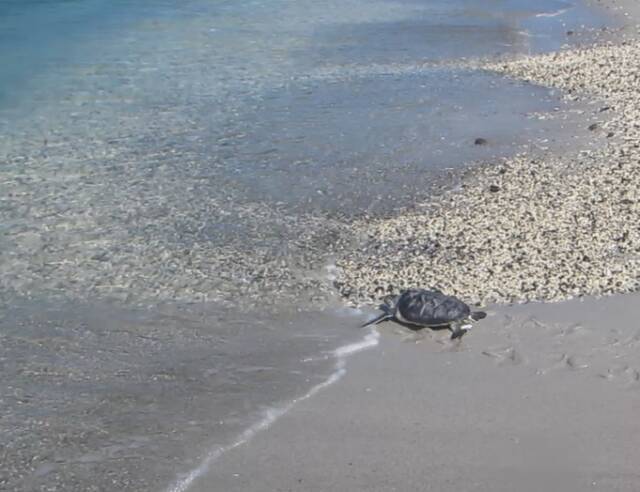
[165,329,380,492]
[535,8,569,18]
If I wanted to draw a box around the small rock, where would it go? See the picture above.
[489,185,500,192]
[588,123,599,131]
[474,138,488,145]
[91,251,110,262]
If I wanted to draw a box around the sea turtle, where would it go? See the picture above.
[361,288,486,339]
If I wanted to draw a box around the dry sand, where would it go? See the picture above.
[183,294,640,492]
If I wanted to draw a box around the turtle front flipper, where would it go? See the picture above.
[470,311,487,321]
[449,320,472,340]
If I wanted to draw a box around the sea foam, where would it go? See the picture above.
[166,329,380,492]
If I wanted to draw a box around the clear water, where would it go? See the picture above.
[0,0,613,490]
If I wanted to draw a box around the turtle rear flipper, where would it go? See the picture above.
[360,303,394,328]
[360,312,393,328]
[450,329,466,340]
[449,321,472,340]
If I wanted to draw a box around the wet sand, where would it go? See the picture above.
[188,293,640,492]
[0,298,368,491]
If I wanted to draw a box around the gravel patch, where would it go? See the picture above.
[335,37,640,306]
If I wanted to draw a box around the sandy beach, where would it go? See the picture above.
[3,0,640,491]
[177,0,640,490]
[188,293,640,492]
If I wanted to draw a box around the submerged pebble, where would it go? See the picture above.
[3,30,640,313]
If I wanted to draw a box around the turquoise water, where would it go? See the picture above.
[0,0,610,214]
[0,0,606,111]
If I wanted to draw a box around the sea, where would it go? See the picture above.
[0,0,614,490]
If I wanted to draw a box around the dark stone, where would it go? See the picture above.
[588,123,599,131]
[91,251,110,262]
[422,239,440,256]
[607,132,615,138]
[566,30,574,36]
[489,185,500,192]
[474,137,488,145]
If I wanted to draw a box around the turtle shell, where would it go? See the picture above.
[395,288,470,326]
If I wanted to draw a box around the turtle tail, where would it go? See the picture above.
[360,304,394,328]
[470,311,487,321]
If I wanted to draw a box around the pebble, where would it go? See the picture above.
[4,26,640,313]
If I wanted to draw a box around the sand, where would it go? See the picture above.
[185,293,640,492]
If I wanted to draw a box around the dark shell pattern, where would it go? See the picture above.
[395,288,471,326]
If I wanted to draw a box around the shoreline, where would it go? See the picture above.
[3,1,640,491]
[334,3,640,307]
[190,291,640,492]
[182,0,640,489]
[0,0,619,311]
[165,329,380,492]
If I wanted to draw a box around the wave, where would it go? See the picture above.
[165,329,380,492]
[535,7,569,18]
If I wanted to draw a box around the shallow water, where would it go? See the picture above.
[0,297,369,490]
[228,68,593,214]
[0,0,615,490]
